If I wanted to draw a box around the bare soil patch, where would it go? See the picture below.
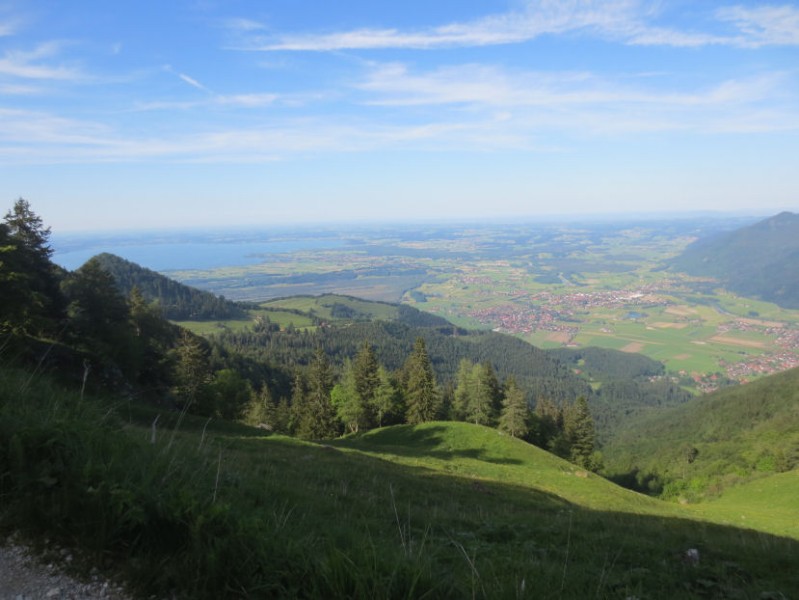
[665,306,697,317]
[621,342,645,353]
[546,332,572,344]
[652,322,688,329]
[710,335,766,349]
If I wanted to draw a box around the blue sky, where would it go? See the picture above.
[0,1,797,231]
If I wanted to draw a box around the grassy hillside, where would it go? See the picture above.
[2,366,797,599]
[603,366,799,499]
[671,211,799,308]
[689,470,799,539]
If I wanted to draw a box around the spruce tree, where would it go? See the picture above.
[403,337,440,424]
[498,378,529,438]
[298,348,338,439]
[331,359,364,433]
[564,396,596,468]
[452,358,474,421]
[1,199,64,336]
[353,341,380,414]
[468,362,501,426]
[372,366,402,426]
[173,329,211,411]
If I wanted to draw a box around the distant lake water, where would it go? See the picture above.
[52,238,344,272]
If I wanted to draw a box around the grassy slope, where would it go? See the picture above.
[602,366,799,499]
[4,367,797,598]
[689,470,799,539]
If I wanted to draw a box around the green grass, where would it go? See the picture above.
[174,307,316,335]
[2,366,798,598]
[263,294,400,322]
[689,471,799,539]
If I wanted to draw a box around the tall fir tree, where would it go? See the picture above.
[1,199,64,336]
[564,396,596,469]
[468,362,502,426]
[452,358,474,421]
[298,347,339,439]
[173,329,211,411]
[498,377,530,438]
[353,341,380,427]
[403,337,440,424]
[331,359,366,433]
[372,366,403,427]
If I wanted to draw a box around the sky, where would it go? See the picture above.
[0,0,798,232]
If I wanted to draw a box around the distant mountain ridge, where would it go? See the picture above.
[671,211,799,308]
[90,252,248,320]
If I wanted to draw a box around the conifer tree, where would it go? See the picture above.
[498,378,529,438]
[244,384,276,428]
[372,366,402,426]
[564,396,596,468]
[298,348,338,439]
[331,359,365,433]
[452,358,474,421]
[403,337,440,424]
[173,329,211,411]
[353,341,380,427]
[288,373,306,435]
[1,199,64,335]
[468,362,501,426]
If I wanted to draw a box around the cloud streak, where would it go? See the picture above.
[234,1,799,51]
[0,42,84,80]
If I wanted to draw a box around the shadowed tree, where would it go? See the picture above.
[1,199,64,336]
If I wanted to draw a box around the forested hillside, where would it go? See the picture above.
[671,211,799,308]
[91,252,248,320]
[603,365,799,499]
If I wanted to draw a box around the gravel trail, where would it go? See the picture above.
[0,537,131,600]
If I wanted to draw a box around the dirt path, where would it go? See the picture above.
[0,537,130,600]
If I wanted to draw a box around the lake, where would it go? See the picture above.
[52,235,344,272]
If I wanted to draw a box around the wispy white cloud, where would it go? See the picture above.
[233,1,799,52]
[355,62,799,138]
[716,4,799,47]
[133,92,280,111]
[0,42,84,80]
[359,63,784,109]
[240,1,640,51]
[0,15,21,37]
[224,17,265,32]
[178,72,210,92]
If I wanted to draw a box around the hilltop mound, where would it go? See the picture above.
[341,421,664,513]
[671,211,799,308]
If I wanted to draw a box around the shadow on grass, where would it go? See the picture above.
[334,424,524,465]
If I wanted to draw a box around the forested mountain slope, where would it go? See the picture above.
[603,366,799,499]
[91,252,247,320]
[671,211,799,308]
